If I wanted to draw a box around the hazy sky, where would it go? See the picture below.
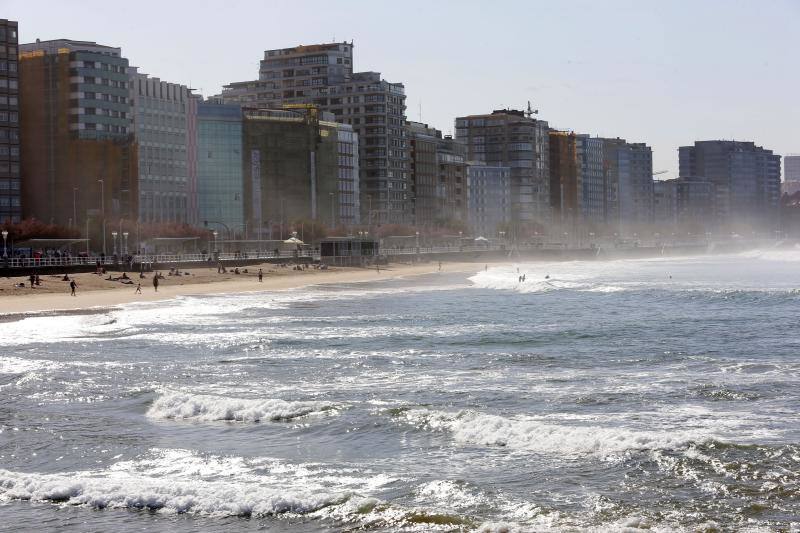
[7,0,799,177]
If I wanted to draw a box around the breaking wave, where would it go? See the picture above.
[396,409,722,456]
[147,391,339,423]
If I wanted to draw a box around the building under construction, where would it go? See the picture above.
[241,106,341,238]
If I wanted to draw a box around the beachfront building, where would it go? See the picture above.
[456,109,550,229]
[222,42,409,225]
[241,107,340,239]
[19,39,137,249]
[336,123,360,226]
[129,68,193,224]
[467,162,511,238]
[549,131,579,225]
[602,138,654,232]
[196,101,244,237]
[576,134,604,225]
[679,140,781,229]
[781,155,800,195]
[0,19,20,224]
[436,135,468,226]
[407,121,439,227]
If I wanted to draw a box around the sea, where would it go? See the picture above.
[1,249,799,532]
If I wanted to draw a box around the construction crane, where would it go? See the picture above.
[525,101,538,118]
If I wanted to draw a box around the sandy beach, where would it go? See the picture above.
[0,260,485,315]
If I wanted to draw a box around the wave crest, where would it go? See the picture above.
[147,391,338,423]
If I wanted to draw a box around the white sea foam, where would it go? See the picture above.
[0,355,54,375]
[147,391,339,423]
[399,409,720,456]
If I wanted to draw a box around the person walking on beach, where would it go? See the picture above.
[258,268,263,282]
[135,283,142,294]
[69,279,77,296]
[152,275,159,292]
[438,261,442,272]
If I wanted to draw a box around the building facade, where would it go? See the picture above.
[196,101,243,235]
[783,155,800,195]
[19,39,137,246]
[407,121,439,227]
[456,110,550,227]
[129,69,192,224]
[241,107,339,239]
[679,140,781,228]
[602,138,653,230]
[548,131,579,224]
[222,43,409,225]
[436,135,468,226]
[0,19,20,223]
[336,123,359,226]
[576,134,604,224]
[653,179,677,227]
[467,163,511,238]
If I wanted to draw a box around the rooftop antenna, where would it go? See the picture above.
[525,100,539,118]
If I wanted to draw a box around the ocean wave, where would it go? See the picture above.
[396,409,718,456]
[469,270,625,294]
[0,468,350,517]
[147,391,339,423]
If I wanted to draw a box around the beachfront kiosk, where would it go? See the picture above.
[320,237,380,266]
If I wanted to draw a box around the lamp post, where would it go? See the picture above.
[122,232,129,255]
[329,192,335,229]
[415,231,419,252]
[111,231,118,256]
[2,229,8,259]
[98,179,106,255]
[213,230,218,253]
[73,187,78,228]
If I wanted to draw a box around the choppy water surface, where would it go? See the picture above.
[2,250,800,532]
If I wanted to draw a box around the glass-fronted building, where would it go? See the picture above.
[197,102,243,234]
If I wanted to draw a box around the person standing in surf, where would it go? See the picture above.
[153,275,159,292]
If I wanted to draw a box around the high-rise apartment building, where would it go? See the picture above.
[602,138,653,230]
[436,135,468,225]
[455,110,550,227]
[0,19,20,223]
[576,135,604,224]
[407,121,439,227]
[783,155,800,195]
[20,39,137,244]
[196,101,243,235]
[679,140,781,228]
[548,131,579,224]
[467,163,511,238]
[222,43,409,225]
[129,68,192,224]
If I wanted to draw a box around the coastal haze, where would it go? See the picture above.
[2,250,800,530]
[2,1,800,531]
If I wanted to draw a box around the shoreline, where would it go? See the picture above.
[0,261,485,316]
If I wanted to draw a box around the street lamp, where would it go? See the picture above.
[329,192,335,229]
[122,232,129,255]
[2,229,7,258]
[111,231,118,256]
[213,230,218,253]
[98,179,106,255]
[73,187,78,228]
[415,231,419,253]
